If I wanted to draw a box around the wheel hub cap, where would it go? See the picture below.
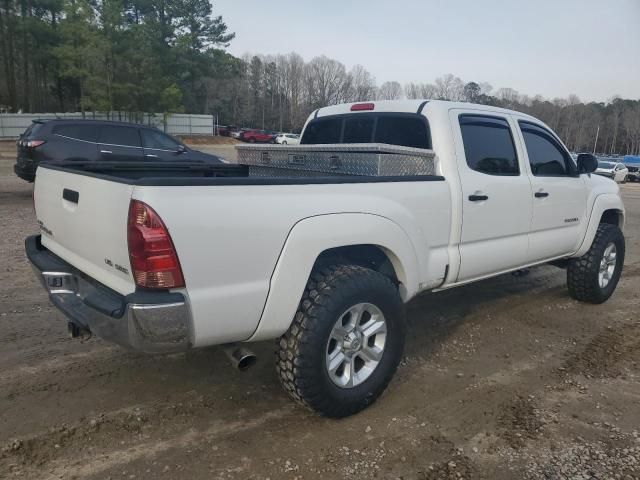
[598,242,617,289]
[325,303,387,389]
[342,332,362,352]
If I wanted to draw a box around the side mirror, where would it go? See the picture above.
[177,144,187,154]
[577,153,598,174]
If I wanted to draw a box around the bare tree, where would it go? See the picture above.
[305,55,347,108]
[622,104,640,154]
[377,81,403,100]
[478,82,493,96]
[404,82,437,99]
[434,74,464,101]
[346,65,376,102]
[496,87,521,107]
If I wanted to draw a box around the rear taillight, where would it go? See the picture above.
[26,140,45,148]
[350,103,375,111]
[127,200,185,289]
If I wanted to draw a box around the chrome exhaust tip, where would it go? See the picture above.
[223,345,257,371]
[67,322,91,340]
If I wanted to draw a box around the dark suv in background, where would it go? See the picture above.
[14,119,223,182]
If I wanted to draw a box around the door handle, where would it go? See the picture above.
[535,191,549,198]
[468,194,488,202]
[100,150,112,154]
[62,188,79,204]
[145,154,158,158]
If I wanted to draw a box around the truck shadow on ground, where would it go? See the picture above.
[77,267,568,395]
[403,266,565,358]
[90,265,568,408]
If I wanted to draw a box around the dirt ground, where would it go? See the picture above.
[1,140,640,480]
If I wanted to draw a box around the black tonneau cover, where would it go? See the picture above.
[39,161,444,186]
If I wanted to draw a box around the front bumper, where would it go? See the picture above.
[25,235,192,353]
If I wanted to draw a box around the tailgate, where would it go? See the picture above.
[34,166,136,295]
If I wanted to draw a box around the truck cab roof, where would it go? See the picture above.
[314,99,540,123]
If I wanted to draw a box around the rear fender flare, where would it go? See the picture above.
[248,213,420,342]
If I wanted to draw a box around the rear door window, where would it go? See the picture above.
[141,129,180,150]
[52,124,99,142]
[459,115,519,176]
[99,126,141,147]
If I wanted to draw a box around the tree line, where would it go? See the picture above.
[0,0,236,115]
[1,0,638,155]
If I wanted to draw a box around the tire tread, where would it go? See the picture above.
[567,223,624,303]
[276,264,403,417]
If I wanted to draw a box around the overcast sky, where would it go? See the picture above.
[215,0,639,103]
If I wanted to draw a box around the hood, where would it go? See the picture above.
[585,170,620,193]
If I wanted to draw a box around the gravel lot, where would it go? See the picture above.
[1,140,639,479]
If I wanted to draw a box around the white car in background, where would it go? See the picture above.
[595,161,628,183]
[274,133,300,145]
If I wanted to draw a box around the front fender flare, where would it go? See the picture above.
[248,213,420,342]
[574,193,625,257]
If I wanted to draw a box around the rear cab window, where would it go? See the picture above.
[301,118,342,144]
[301,113,431,149]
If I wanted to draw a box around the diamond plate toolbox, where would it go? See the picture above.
[236,143,436,177]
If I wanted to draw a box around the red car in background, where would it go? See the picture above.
[240,129,275,143]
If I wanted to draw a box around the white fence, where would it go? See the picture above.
[0,112,215,138]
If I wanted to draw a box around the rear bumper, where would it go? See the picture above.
[25,235,192,353]
[14,162,35,182]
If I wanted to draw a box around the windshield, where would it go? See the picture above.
[598,161,615,169]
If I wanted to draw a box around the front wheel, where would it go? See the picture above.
[276,265,405,417]
[567,223,625,303]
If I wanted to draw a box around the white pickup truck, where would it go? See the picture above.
[27,100,625,417]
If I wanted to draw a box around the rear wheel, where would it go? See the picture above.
[276,265,405,417]
[567,223,625,303]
